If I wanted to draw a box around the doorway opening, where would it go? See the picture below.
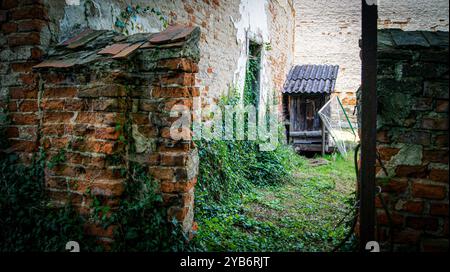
[244,41,262,108]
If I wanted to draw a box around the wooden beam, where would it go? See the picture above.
[360,0,378,251]
[289,130,322,137]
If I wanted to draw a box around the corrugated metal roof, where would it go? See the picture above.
[282,65,339,94]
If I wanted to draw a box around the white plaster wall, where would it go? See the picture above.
[294,0,361,95]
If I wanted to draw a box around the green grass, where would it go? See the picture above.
[191,152,357,252]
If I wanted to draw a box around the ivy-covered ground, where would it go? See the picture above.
[191,152,357,252]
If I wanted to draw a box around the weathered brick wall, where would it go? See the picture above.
[0,0,294,244]
[1,2,201,240]
[376,29,448,252]
[0,0,55,160]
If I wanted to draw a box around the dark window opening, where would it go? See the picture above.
[244,41,262,108]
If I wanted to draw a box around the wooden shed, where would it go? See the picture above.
[282,64,339,154]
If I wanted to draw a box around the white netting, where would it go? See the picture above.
[318,96,358,156]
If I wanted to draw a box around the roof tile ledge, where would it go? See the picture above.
[33,24,200,70]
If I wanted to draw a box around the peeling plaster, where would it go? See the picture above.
[58,0,163,42]
[232,0,272,112]
[377,144,423,178]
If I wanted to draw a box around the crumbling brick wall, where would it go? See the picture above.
[0,0,55,160]
[376,29,448,252]
[1,0,201,242]
[43,0,296,111]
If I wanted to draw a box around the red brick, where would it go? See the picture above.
[19,73,37,85]
[378,178,408,193]
[64,99,86,111]
[72,140,116,155]
[164,98,192,111]
[130,113,150,125]
[18,100,38,112]
[84,224,115,238]
[5,126,19,138]
[160,177,197,193]
[43,112,74,123]
[377,147,400,161]
[1,0,18,9]
[7,101,17,111]
[41,124,65,136]
[10,87,37,99]
[11,5,48,20]
[430,203,449,216]
[94,127,120,140]
[429,168,449,183]
[397,200,424,214]
[150,167,174,181]
[10,113,37,125]
[8,32,41,46]
[153,87,193,98]
[11,62,38,72]
[41,99,64,111]
[423,150,448,164]
[421,117,448,131]
[376,210,404,226]
[30,47,44,60]
[8,139,37,152]
[41,72,67,84]
[395,165,428,178]
[434,134,448,148]
[160,73,195,87]
[17,19,47,32]
[436,100,449,113]
[160,153,188,166]
[92,98,125,112]
[43,87,77,98]
[158,141,192,152]
[50,137,70,149]
[393,229,421,244]
[406,216,439,231]
[1,22,17,33]
[157,58,199,73]
[75,112,121,126]
[72,124,95,137]
[412,183,446,199]
[375,193,390,208]
[167,206,190,222]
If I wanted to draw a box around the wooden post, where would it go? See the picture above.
[360,0,378,251]
[321,122,326,156]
